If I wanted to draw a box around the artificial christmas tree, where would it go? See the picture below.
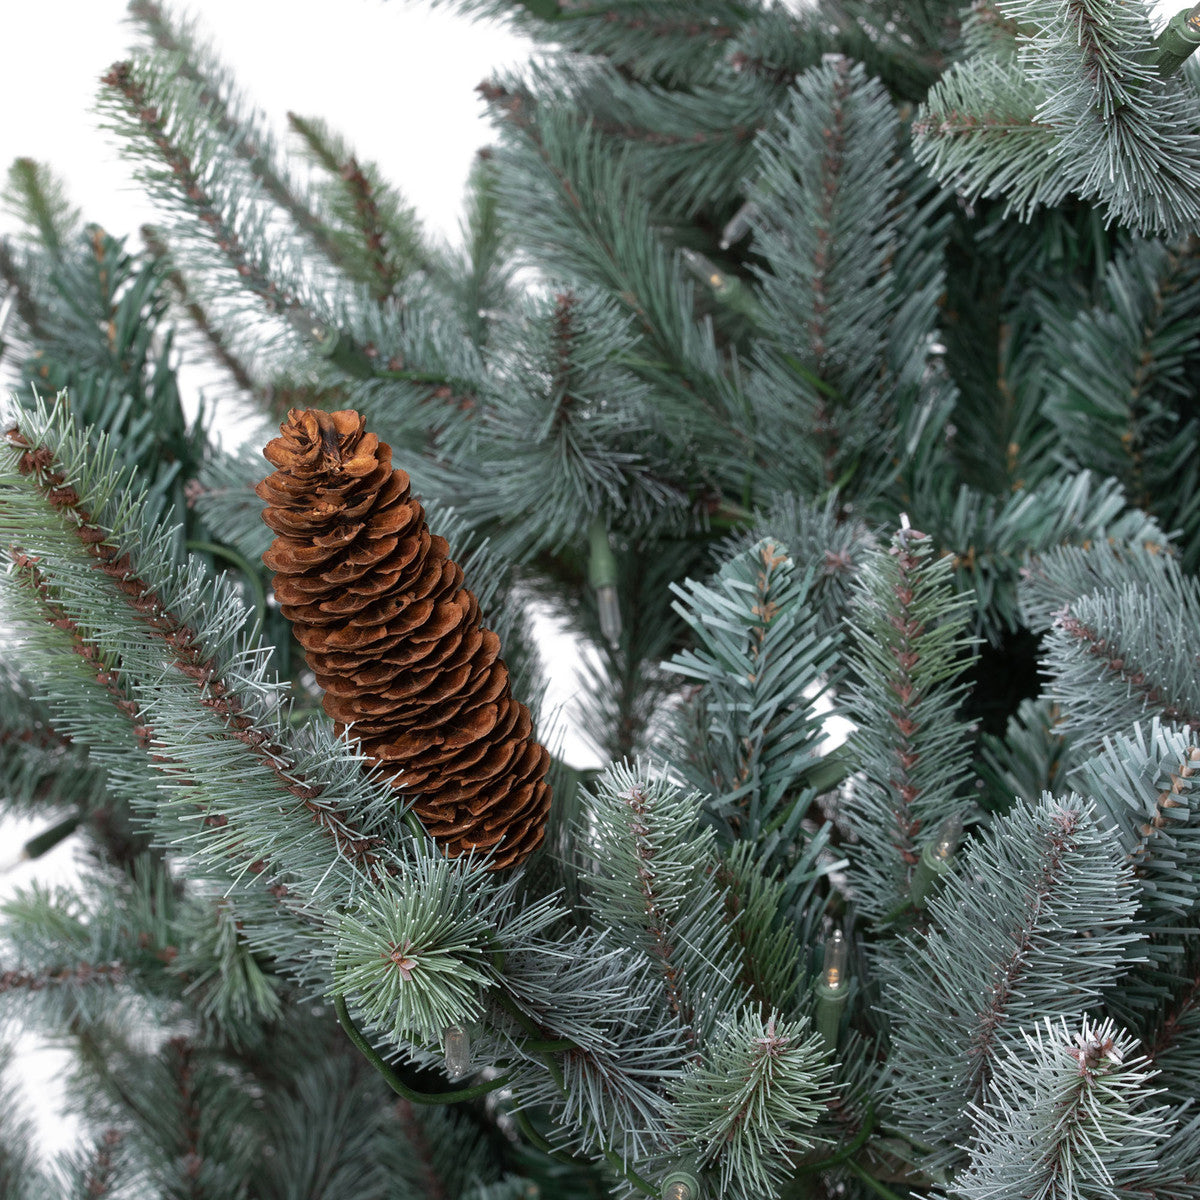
[2,0,1200,1197]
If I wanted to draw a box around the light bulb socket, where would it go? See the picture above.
[1155,6,1200,76]
[587,517,618,589]
[23,812,82,861]
[816,980,850,1054]
[910,822,961,909]
[661,1169,701,1200]
[308,325,376,378]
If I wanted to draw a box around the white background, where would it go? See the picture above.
[0,1,532,243]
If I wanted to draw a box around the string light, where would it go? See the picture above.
[680,248,730,295]
[306,323,375,377]
[1154,2,1200,76]
[822,929,847,990]
[587,516,622,647]
[442,1024,471,1078]
[660,1169,701,1200]
[815,929,850,1053]
[2,813,82,873]
[679,248,765,322]
[718,200,758,250]
[910,811,965,909]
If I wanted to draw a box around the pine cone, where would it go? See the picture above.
[255,409,551,869]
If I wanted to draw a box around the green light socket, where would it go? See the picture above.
[1155,6,1200,77]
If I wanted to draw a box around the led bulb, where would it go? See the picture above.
[680,248,726,293]
[933,812,964,862]
[596,584,622,647]
[660,1170,700,1200]
[587,517,622,646]
[822,929,848,991]
[719,200,758,250]
[442,1024,471,1078]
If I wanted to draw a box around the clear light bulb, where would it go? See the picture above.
[442,1024,470,1078]
[719,200,757,249]
[680,248,727,293]
[933,811,964,861]
[0,291,14,340]
[596,585,622,647]
[660,1170,700,1200]
[588,517,621,647]
[822,929,848,991]
[0,847,25,875]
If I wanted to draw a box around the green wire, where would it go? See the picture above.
[336,862,651,1191]
[510,1109,577,1165]
[792,1103,876,1177]
[845,1159,907,1200]
[488,992,656,1196]
[333,993,511,1105]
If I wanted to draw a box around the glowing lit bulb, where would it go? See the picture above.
[442,1024,471,1078]
[815,929,851,1053]
[679,247,764,322]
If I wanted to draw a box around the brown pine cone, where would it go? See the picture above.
[255,408,551,869]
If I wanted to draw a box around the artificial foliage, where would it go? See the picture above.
[1,0,1200,1197]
